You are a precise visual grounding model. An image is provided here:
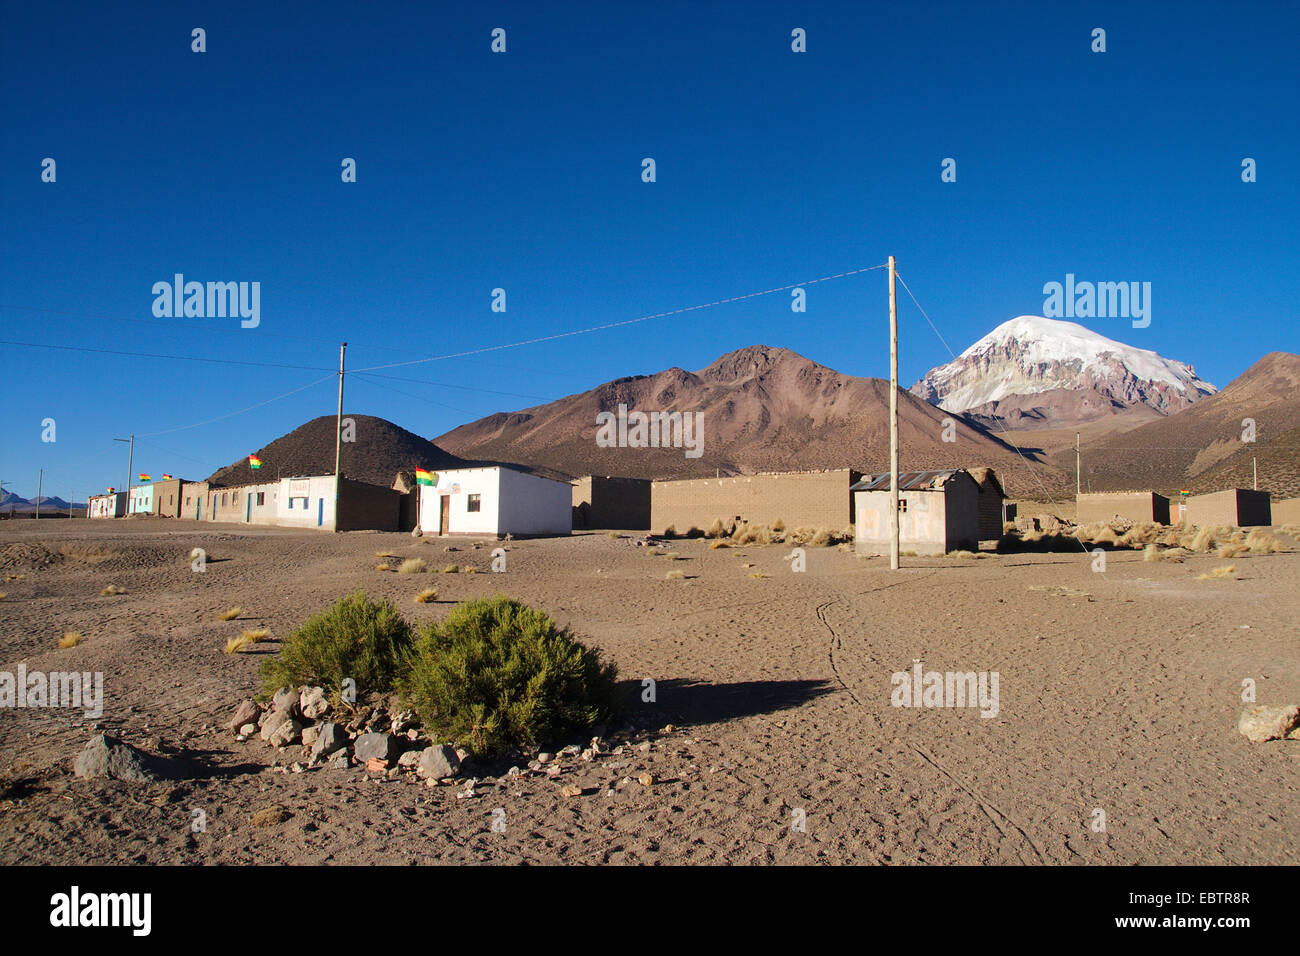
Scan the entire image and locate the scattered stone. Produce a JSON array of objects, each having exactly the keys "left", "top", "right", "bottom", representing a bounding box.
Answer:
[
  {"left": 1238, "top": 704, "right": 1300, "bottom": 743},
  {"left": 311, "top": 722, "right": 348, "bottom": 762},
  {"left": 561, "top": 783, "right": 583, "bottom": 798},
  {"left": 397, "top": 750, "right": 423, "bottom": 769},
  {"left": 537, "top": 752, "right": 552, "bottom": 765},
  {"left": 560, "top": 744, "right": 581, "bottom": 757},
  {"left": 366, "top": 757, "right": 389, "bottom": 773},
  {"left": 301, "top": 725, "right": 320, "bottom": 748},
  {"left": 326, "top": 748, "right": 350, "bottom": 771},
  {"left": 226, "top": 699, "right": 259, "bottom": 732},
  {"left": 299, "top": 686, "right": 331, "bottom": 720},
  {"left": 271, "top": 686, "right": 299, "bottom": 716},
  {"left": 506, "top": 766, "right": 522, "bottom": 777},
  {"left": 545, "top": 765, "right": 562, "bottom": 778},
  {"left": 353, "top": 732, "right": 402, "bottom": 764},
  {"left": 74, "top": 734, "right": 180, "bottom": 782},
  {"left": 266, "top": 718, "right": 303, "bottom": 749},
  {"left": 411, "top": 526, "right": 423, "bottom": 538},
  {"left": 390, "top": 710, "right": 418, "bottom": 735},
  {"left": 417, "top": 745, "right": 461, "bottom": 780},
  {"left": 251, "top": 806, "right": 291, "bottom": 827},
  {"left": 344, "top": 705, "right": 373, "bottom": 734},
  {"left": 638, "top": 772, "right": 655, "bottom": 787},
  {"left": 238, "top": 723, "right": 256, "bottom": 737},
  {"left": 259, "top": 709, "right": 294, "bottom": 742},
  {"left": 637, "top": 742, "right": 651, "bottom": 753}
]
